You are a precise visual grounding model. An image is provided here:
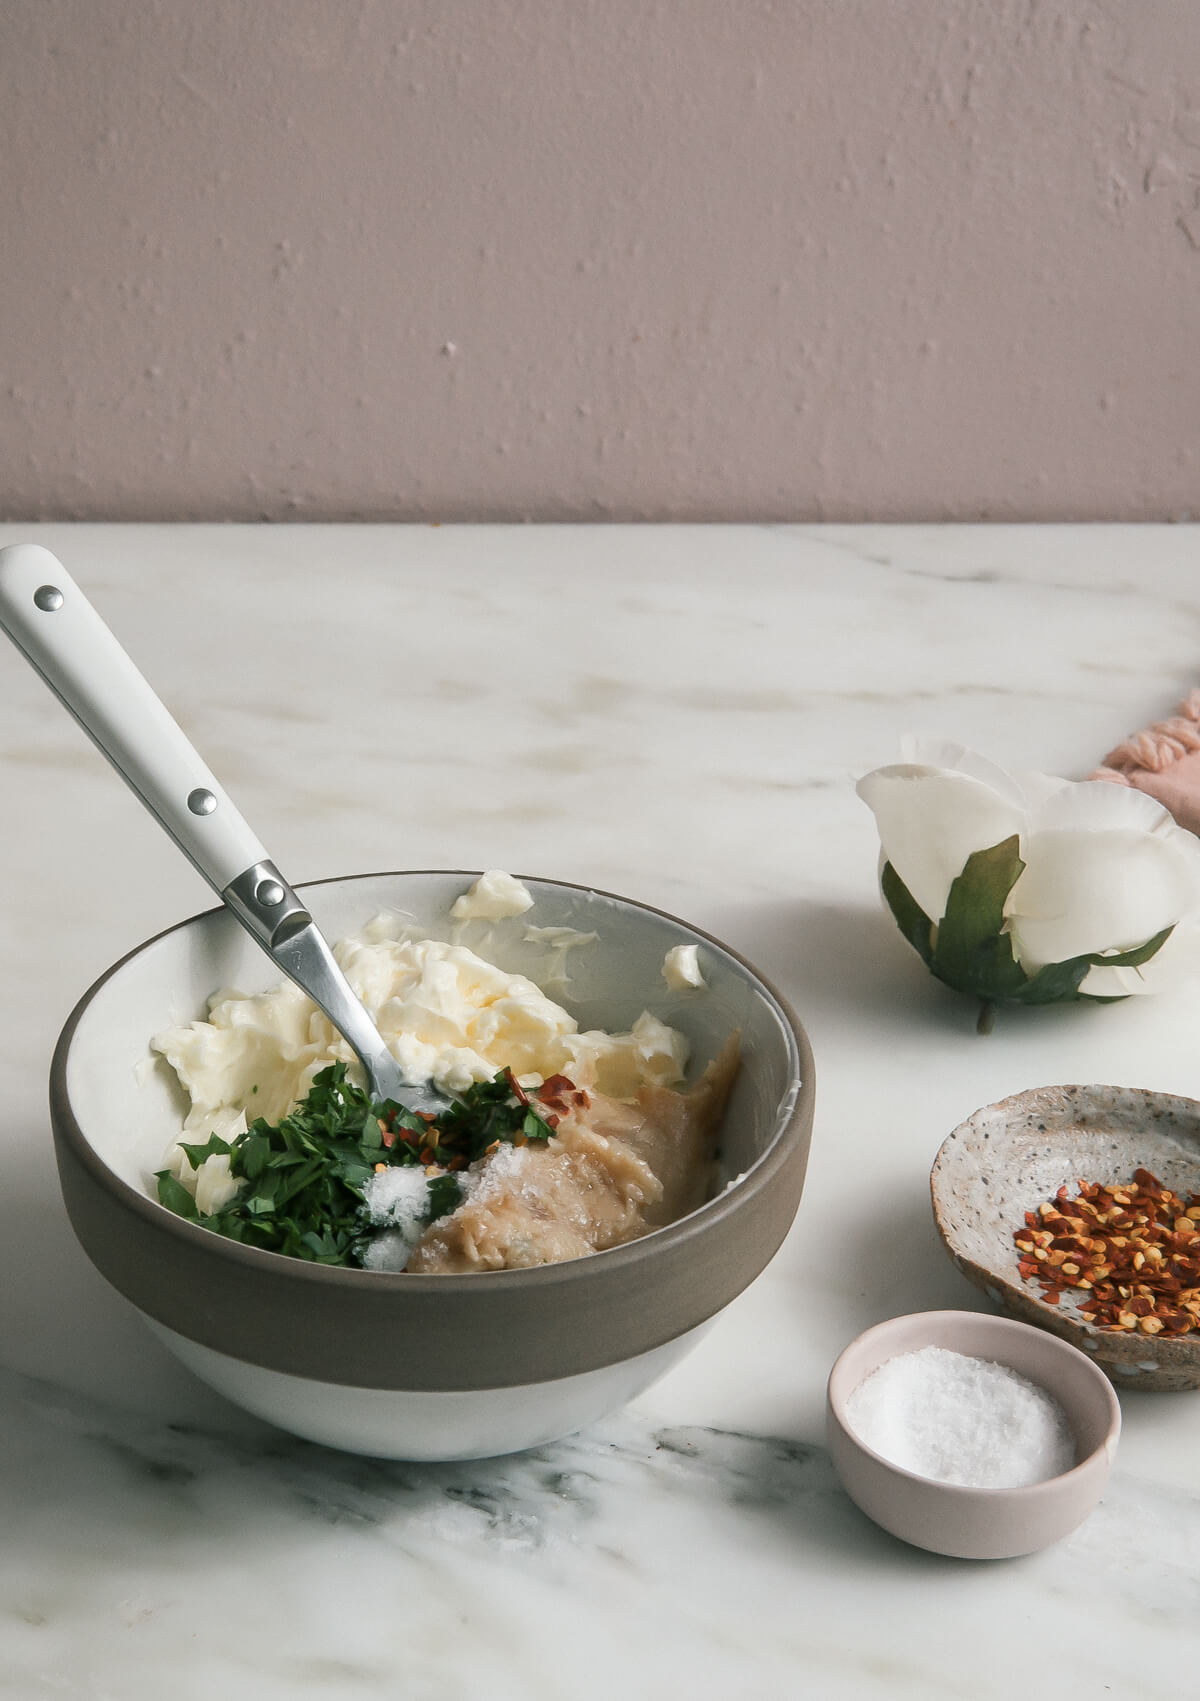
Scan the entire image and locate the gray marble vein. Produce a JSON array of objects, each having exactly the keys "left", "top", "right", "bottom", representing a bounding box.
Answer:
[{"left": 2, "top": 1362, "right": 1198, "bottom": 1701}]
